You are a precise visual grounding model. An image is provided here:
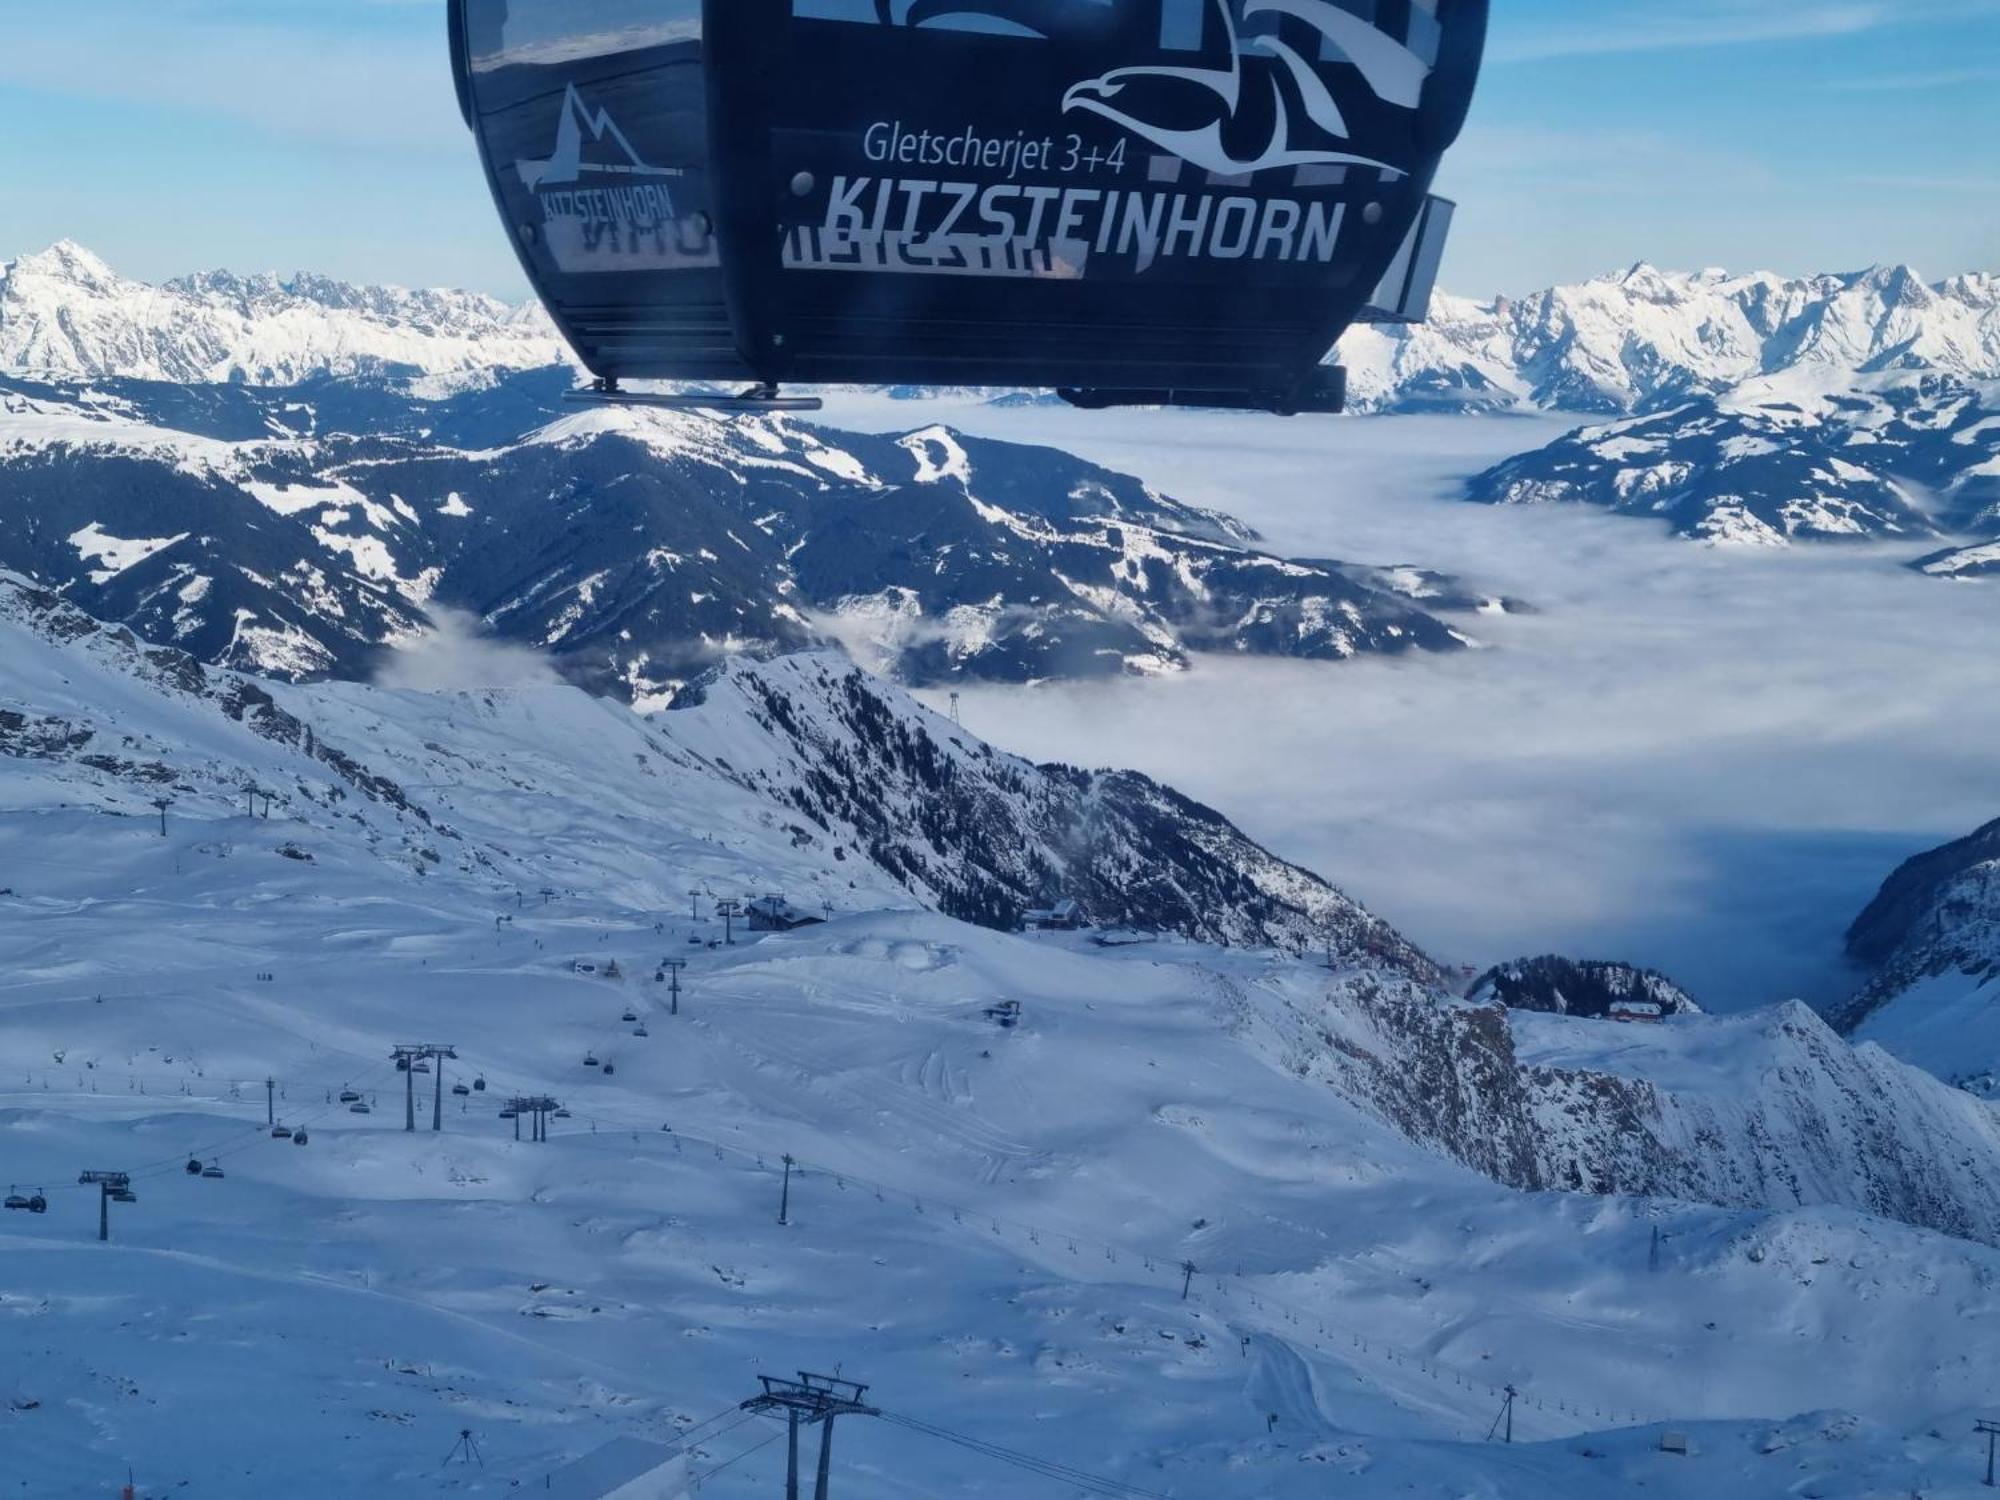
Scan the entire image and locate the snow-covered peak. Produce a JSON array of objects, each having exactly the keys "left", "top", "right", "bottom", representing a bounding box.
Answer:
[
  {"left": 1340, "top": 262, "right": 2000, "bottom": 414},
  {"left": 0, "top": 241, "right": 571, "bottom": 391},
  {"left": 7, "top": 237, "right": 121, "bottom": 291}
]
